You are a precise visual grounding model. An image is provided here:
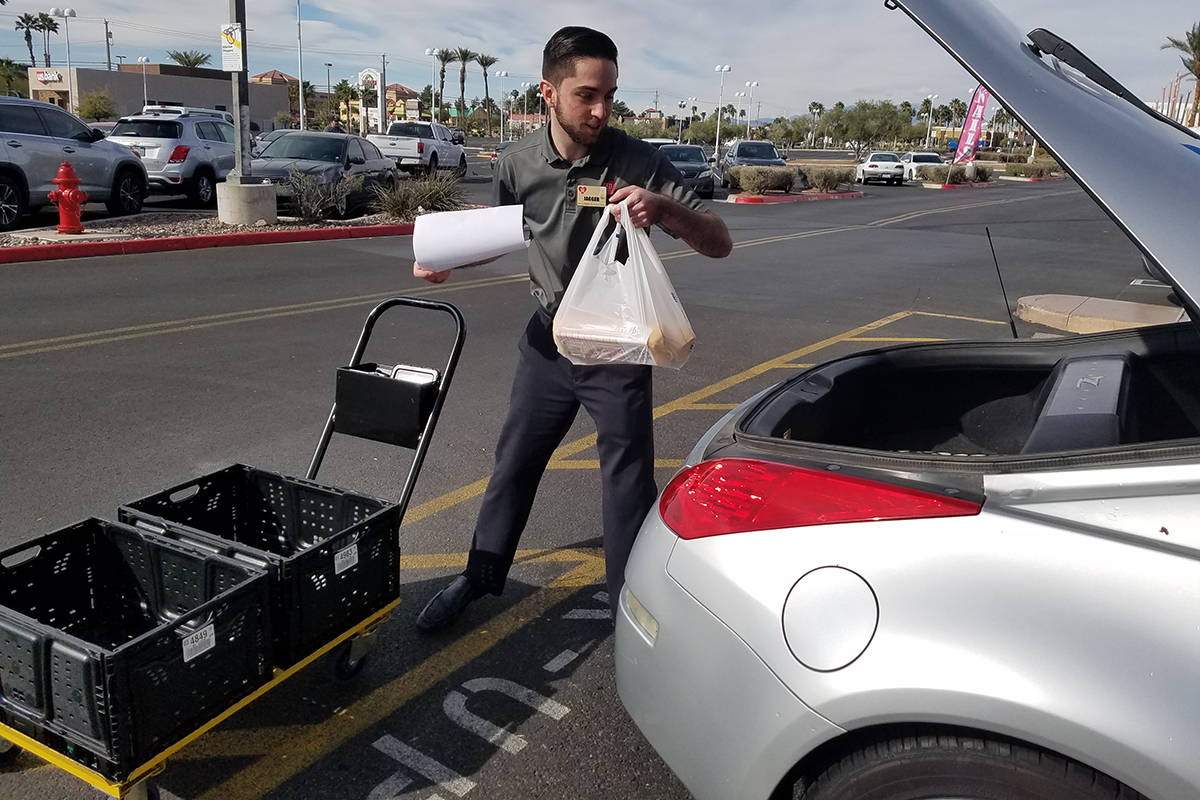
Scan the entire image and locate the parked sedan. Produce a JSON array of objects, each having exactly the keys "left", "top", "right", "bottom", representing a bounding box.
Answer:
[
  {"left": 716, "top": 139, "right": 786, "bottom": 187},
  {"left": 657, "top": 144, "right": 714, "bottom": 199},
  {"left": 855, "top": 151, "right": 904, "bottom": 184},
  {"left": 250, "top": 132, "right": 397, "bottom": 218},
  {"left": 900, "top": 150, "right": 945, "bottom": 180},
  {"left": 616, "top": 3, "right": 1200, "bottom": 800}
]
